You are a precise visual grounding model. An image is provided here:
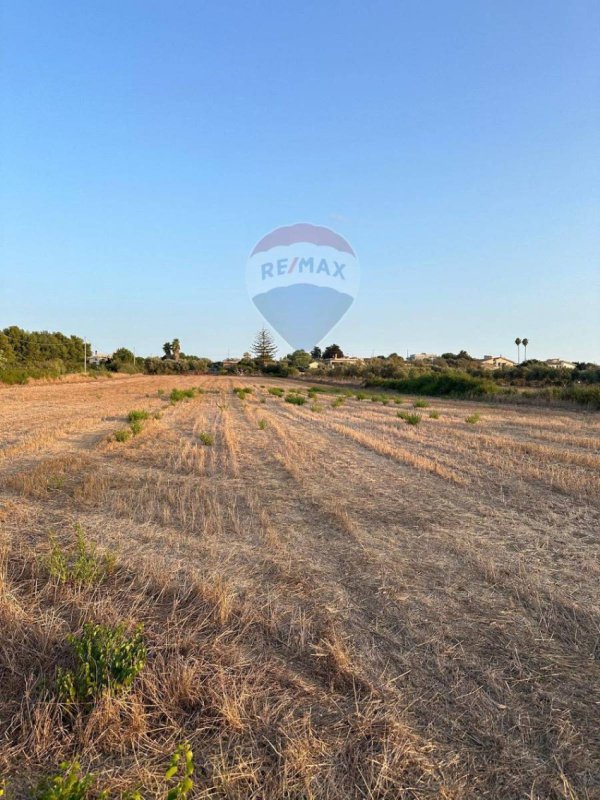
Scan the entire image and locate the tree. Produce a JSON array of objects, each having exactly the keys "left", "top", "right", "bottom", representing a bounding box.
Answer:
[
  {"left": 515, "top": 337, "right": 522, "bottom": 364},
  {"left": 522, "top": 338, "right": 529, "bottom": 360},
  {"left": 287, "top": 350, "right": 312, "bottom": 370},
  {"left": 322, "top": 344, "right": 344, "bottom": 360},
  {"left": 310, "top": 346, "right": 322, "bottom": 360},
  {"left": 251, "top": 328, "right": 277, "bottom": 367},
  {"left": 112, "top": 347, "right": 135, "bottom": 363},
  {"left": 162, "top": 342, "right": 172, "bottom": 359},
  {"left": 172, "top": 338, "right": 181, "bottom": 362}
]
